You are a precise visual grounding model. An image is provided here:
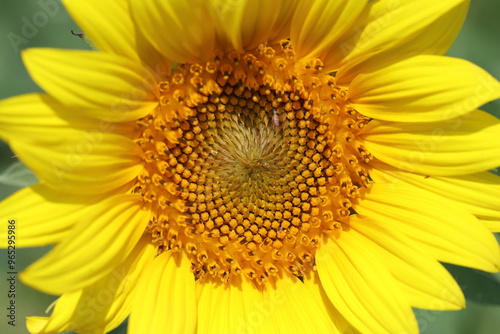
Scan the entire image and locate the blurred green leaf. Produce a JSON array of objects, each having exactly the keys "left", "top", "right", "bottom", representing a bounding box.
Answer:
[
  {"left": 444, "top": 263, "right": 500, "bottom": 305},
  {"left": 109, "top": 320, "right": 128, "bottom": 334},
  {"left": 0, "top": 160, "right": 38, "bottom": 187}
]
